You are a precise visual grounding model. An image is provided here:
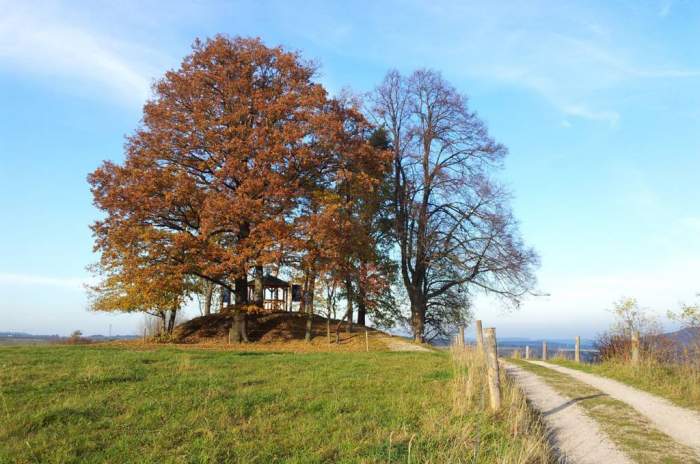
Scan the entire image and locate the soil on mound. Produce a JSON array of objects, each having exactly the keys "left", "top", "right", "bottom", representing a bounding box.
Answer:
[{"left": 173, "top": 311, "right": 386, "bottom": 350}]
